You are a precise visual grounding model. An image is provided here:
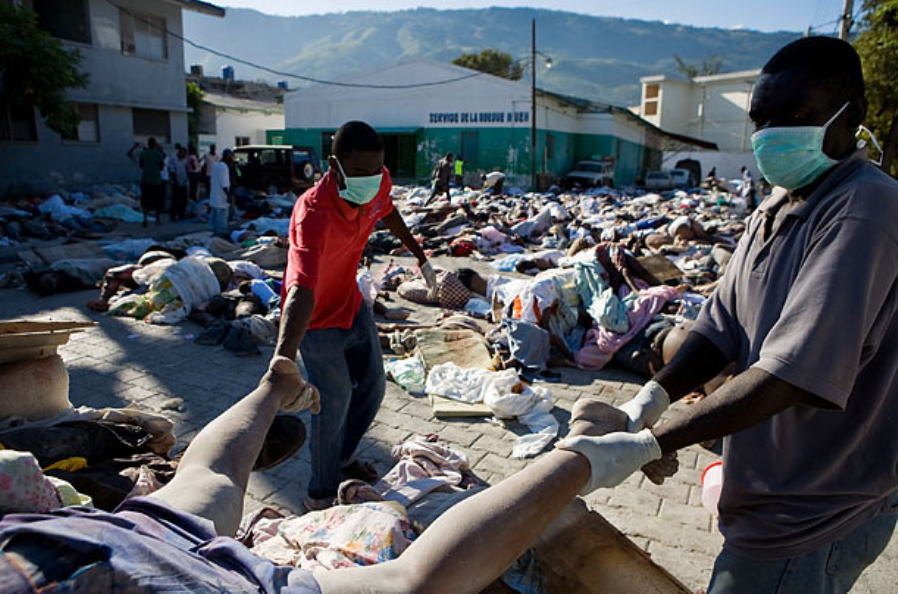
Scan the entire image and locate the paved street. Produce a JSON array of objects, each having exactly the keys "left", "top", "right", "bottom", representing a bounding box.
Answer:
[{"left": 2, "top": 279, "right": 895, "bottom": 592}]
